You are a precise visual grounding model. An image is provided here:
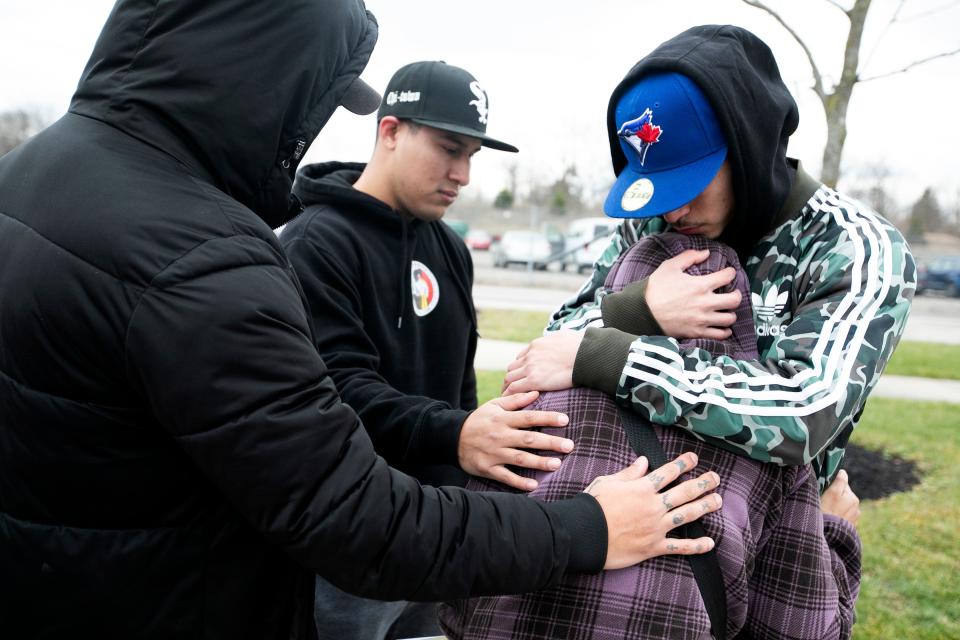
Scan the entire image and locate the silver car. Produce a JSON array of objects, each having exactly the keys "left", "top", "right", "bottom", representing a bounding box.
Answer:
[{"left": 492, "top": 230, "right": 553, "bottom": 270}]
